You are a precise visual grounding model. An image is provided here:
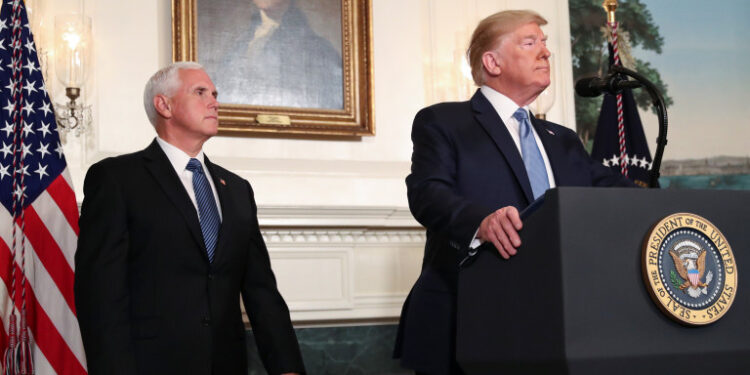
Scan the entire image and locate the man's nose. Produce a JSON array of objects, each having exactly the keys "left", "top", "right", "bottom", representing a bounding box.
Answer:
[
  {"left": 540, "top": 45, "right": 551, "bottom": 59},
  {"left": 208, "top": 95, "right": 219, "bottom": 109}
]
